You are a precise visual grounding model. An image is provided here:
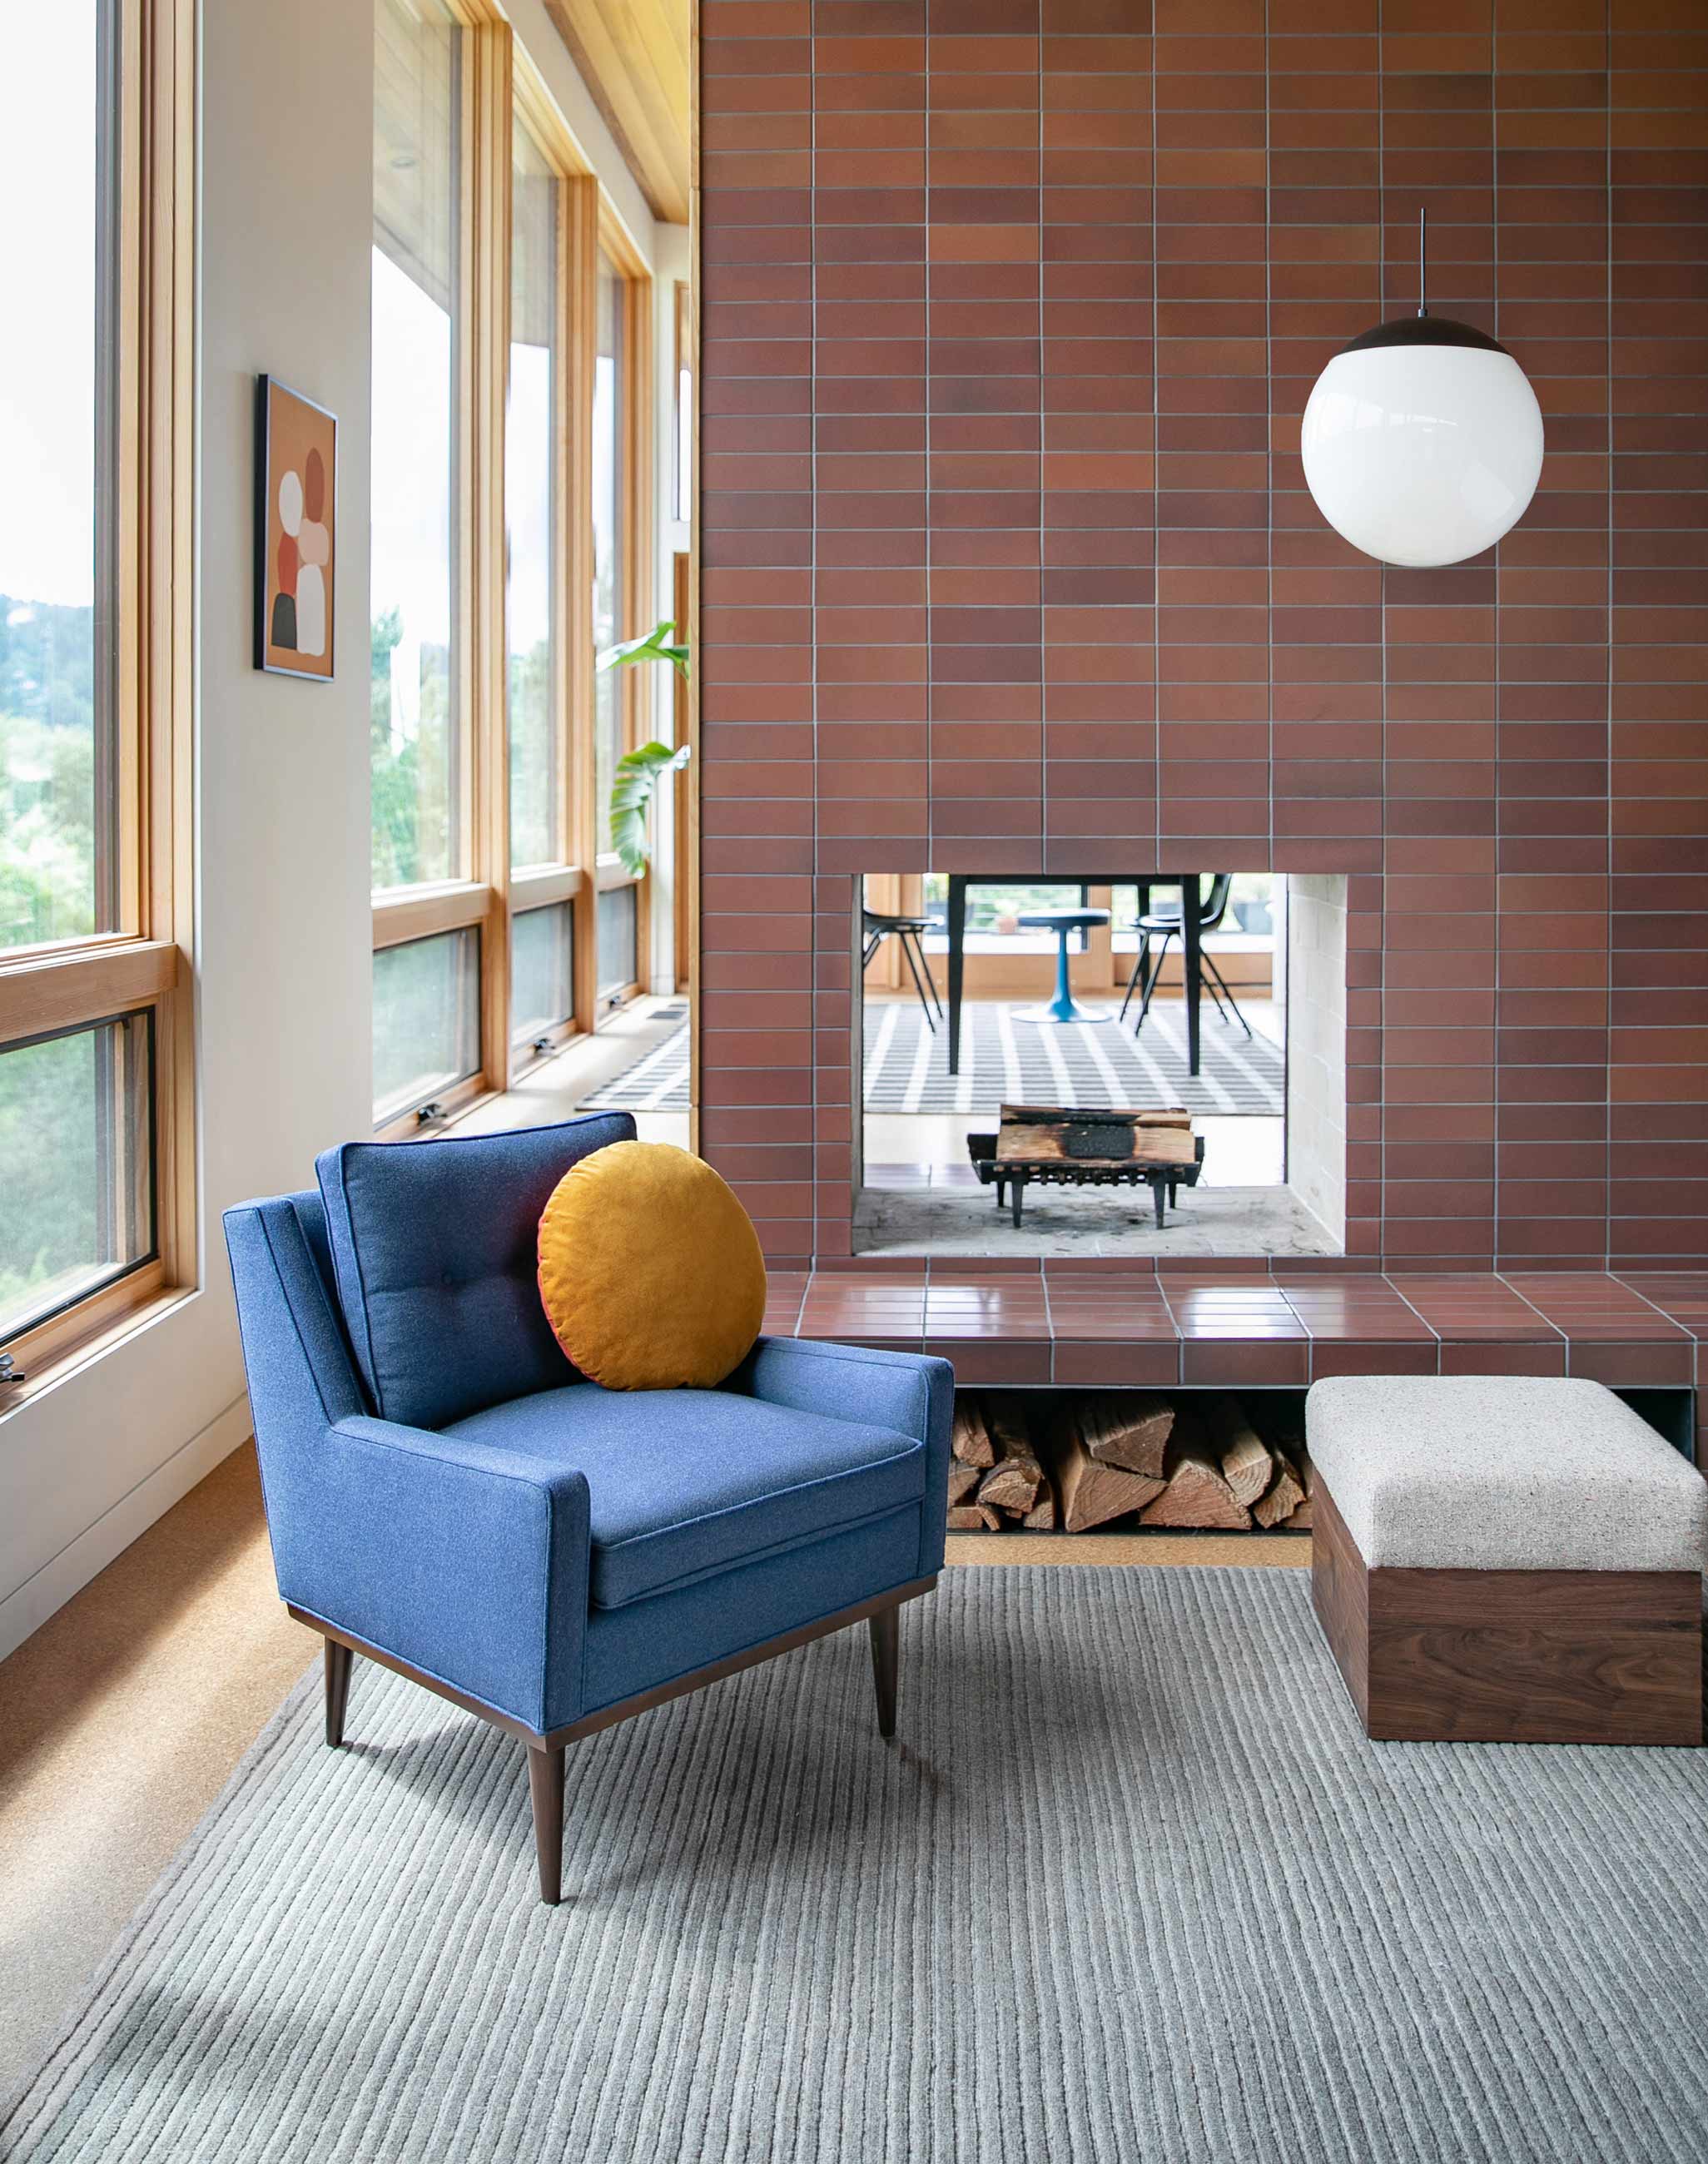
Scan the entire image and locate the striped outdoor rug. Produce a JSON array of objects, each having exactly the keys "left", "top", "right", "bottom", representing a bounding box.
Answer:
[
  {"left": 865, "top": 1000, "right": 1284, "bottom": 1116},
  {"left": 579, "top": 1025, "right": 691, "bottom": 1112},
  {"left": 581, "top": 1004, "right": 1286, "bottom": 1117}
]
